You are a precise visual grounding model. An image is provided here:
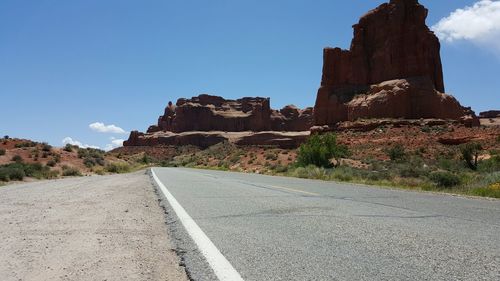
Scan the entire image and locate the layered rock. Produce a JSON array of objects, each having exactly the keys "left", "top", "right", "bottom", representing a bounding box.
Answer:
[
  {"left": 125, "top": 94, "right": 313, "bottom": 148},
  {"left": 147, "top": 94, "right": 313, "bottom": 133},
  {"left": 479, "top": 110, "right": 500, "bottom": 119},
  {"left": 314, "top": 0, "right": 478, "bottom": 126}
]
